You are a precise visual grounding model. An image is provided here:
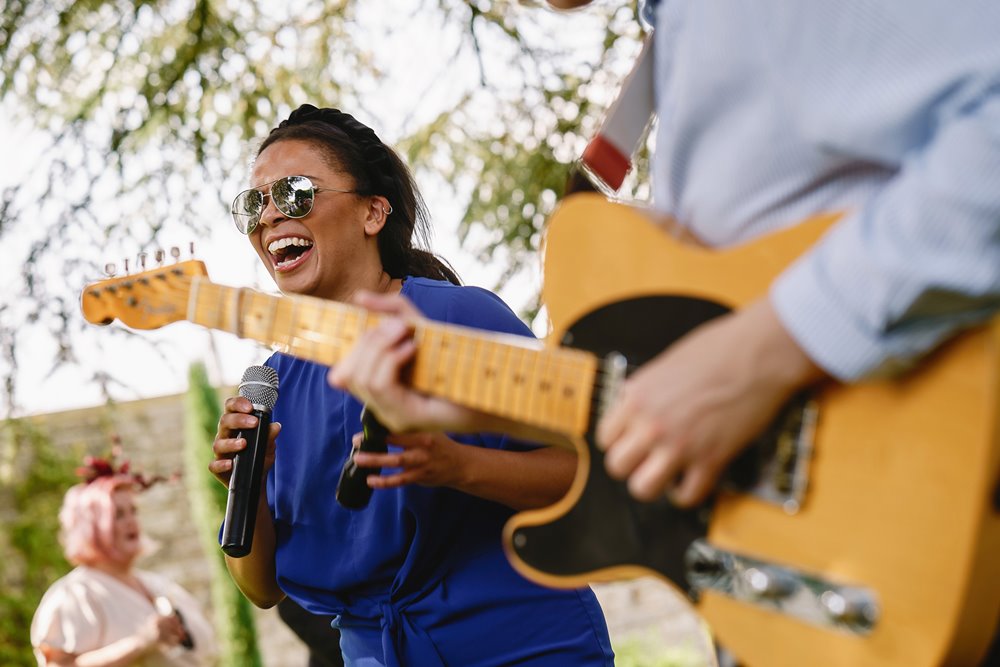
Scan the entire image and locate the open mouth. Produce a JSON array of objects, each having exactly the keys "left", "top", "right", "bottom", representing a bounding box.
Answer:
[{"left": 268, "top": 236, "right": 315, "bottom": 271}]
